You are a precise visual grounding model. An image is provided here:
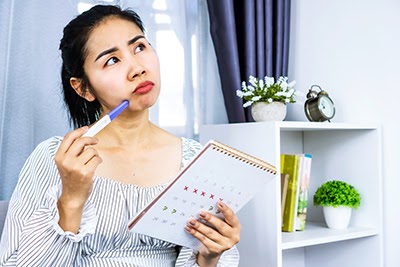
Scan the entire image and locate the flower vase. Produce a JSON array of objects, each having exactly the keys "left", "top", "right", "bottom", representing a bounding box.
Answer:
[
  {"left": 251, "top": 101, "right": 287, "bottom": 122},
  {"left": 323, "top": 206, "right": 352, "bottom": 230}
]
